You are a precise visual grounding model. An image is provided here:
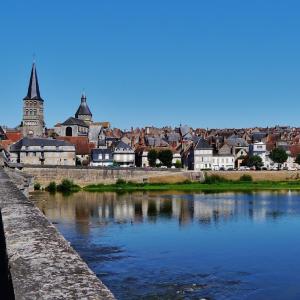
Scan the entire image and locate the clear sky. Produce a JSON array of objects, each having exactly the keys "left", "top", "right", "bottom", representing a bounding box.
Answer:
[{"left": 1, "top": 0, "right": 300, "bottom": 130}]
